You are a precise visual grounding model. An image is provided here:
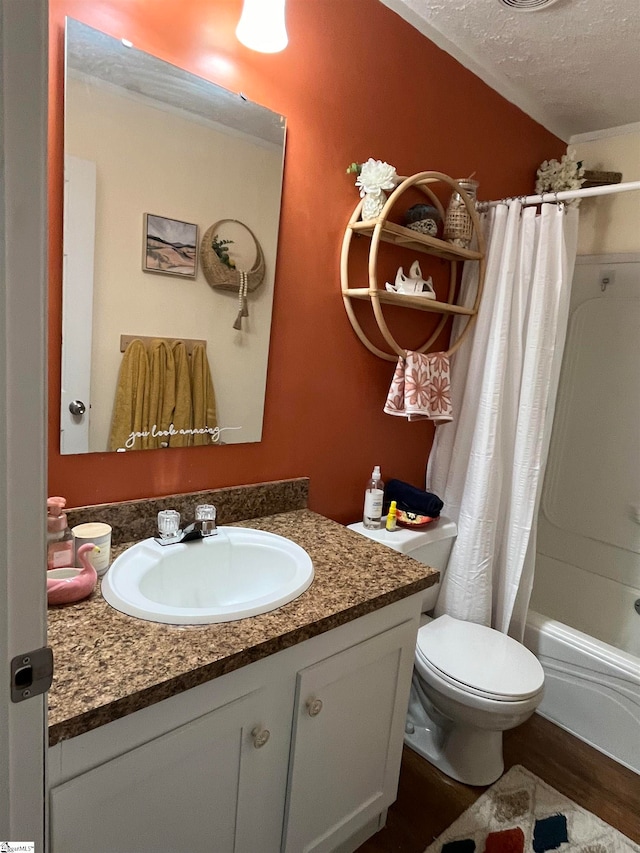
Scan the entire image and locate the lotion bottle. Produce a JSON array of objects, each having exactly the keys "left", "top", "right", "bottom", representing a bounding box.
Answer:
[
  {"left": 363, "top": 466, "right": 384, "bottom": 530},
  {"left": 47, "top": 496, "right": 74, "bottom": 570}
]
